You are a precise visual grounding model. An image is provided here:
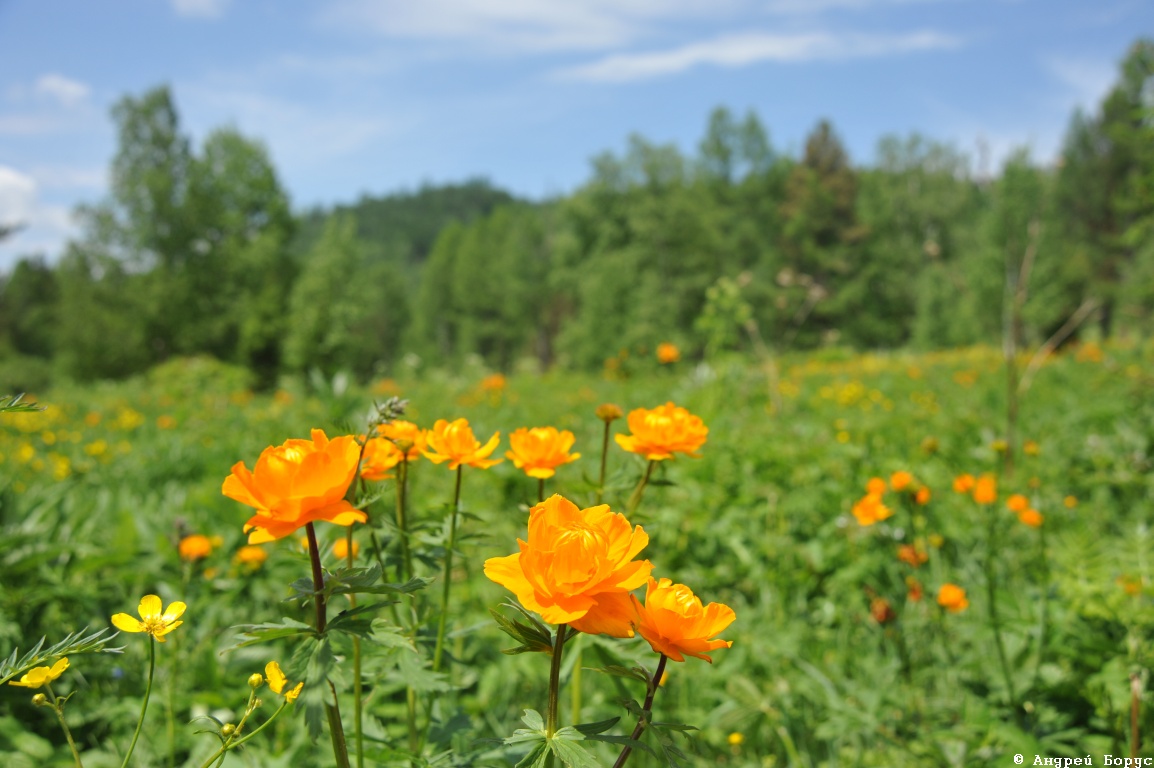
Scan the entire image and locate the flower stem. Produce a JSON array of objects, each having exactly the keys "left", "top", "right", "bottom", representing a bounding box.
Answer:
[
  {"left": 46, "top": 682, "right": 83, "bottom": 768},
  {"left": 306, "top": 522, "right": 350, "bottom": 768},
  {"left": 546, "top": 625, "right": 568, "bottom": 737},
  {"left": 196, "top": 699, "right": 291, "bottom": 768},
  {"left": 433, "top": 466, "right": 464, "bottom": 672},
  {"left": 595, "top": 420, "right": 611, "bottom": 505},
  {"left": 626, "top": 460, "right": 656, "bottom": 514},
  {"left": 612, "top": 654, "right": 668, "bottom": 768},
  {"left": 537, "top": 477, "right": 545, "bottom": 505},
  {"left": 984, "top": 510, "right": 1017, "bottom": 710},
  {"left": 347, "top": 528, "right": 364, "bottom": 768},
  {"left": 120, "top": 636, "right": 155, "bottom": 768},
  {"left": 396, "top": 458, "right": 412, "bottom": 583}
]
